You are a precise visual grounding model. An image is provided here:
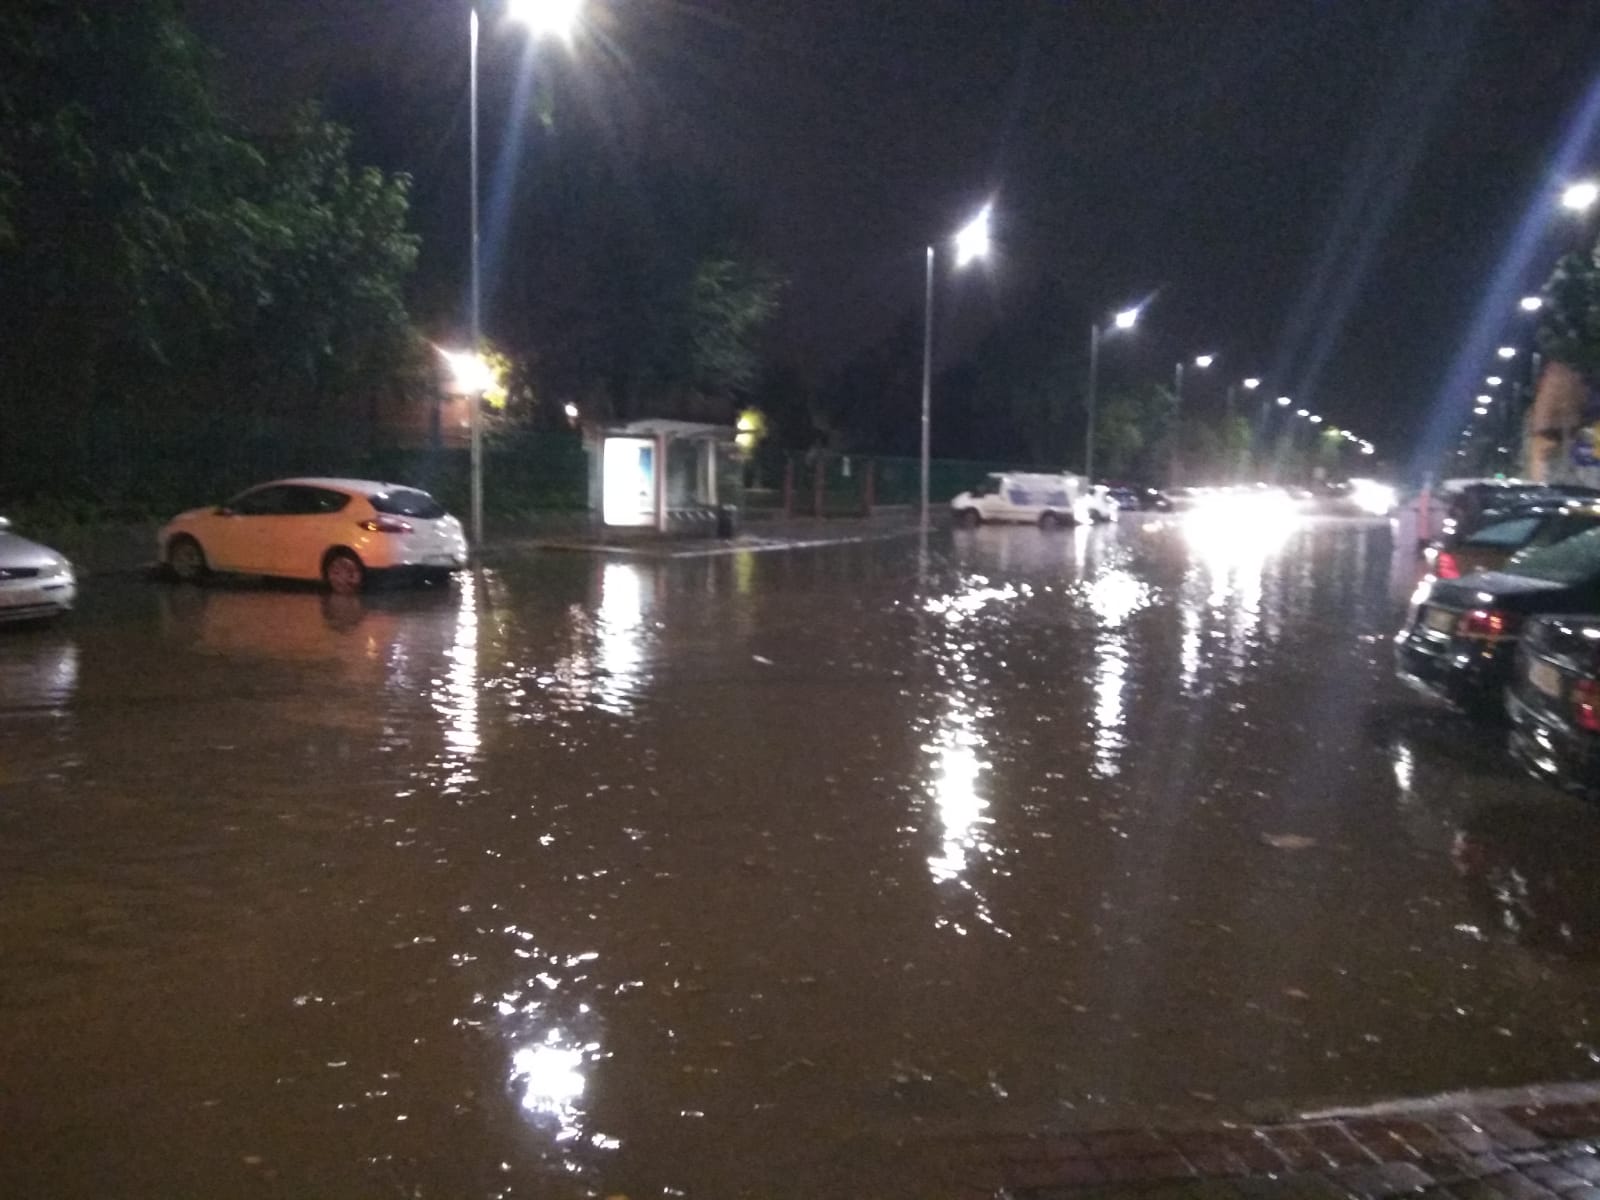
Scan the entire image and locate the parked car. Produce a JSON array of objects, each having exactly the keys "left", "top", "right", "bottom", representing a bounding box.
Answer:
[
  {"left": 0, "top": 516, "right": 76, "bottom": 623},
  {"left": 1506, "top": 614, "right": 1600, "bottom": 799},
  {"left": 1395, "top": 525, "right": 1600, "bottom": 714},
  {"left": 1425, "top": 502, "right": 1600, "bottom": 579},
  {"left": 159, "top": 478, "right": 468, "bottom": 594},
  {"left": 950, "top": 472, "right": 1117, "bottom": 528}
]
